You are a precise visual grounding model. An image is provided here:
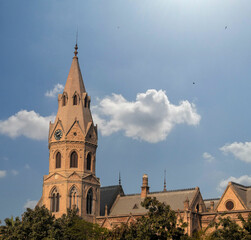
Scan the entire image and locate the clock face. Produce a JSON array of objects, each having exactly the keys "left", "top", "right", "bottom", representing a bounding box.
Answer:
[{"left": 54, "top": 129, "right": 63, "bottom": 140}]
